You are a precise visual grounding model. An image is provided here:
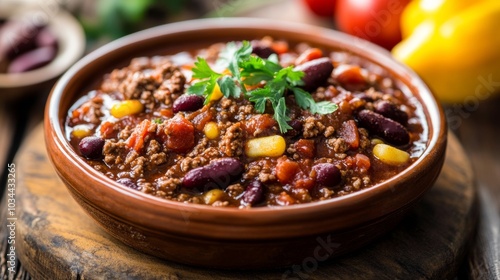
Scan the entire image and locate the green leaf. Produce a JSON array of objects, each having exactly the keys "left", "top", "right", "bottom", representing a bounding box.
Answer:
[
  {"left": 192, "top": 57, "right": 220, "bottom": 79},
  {"left": 274, "top": 97, "right": 292, "bottom": 133},
  {"left": 186, "top": 82, "right": 207, "bottom": 96},
  {"left": 311, "top": 101, "right": 338, "bottom": 115},
  {"left": 218, "top": 76, "right": 241, "bottom": 98}
]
